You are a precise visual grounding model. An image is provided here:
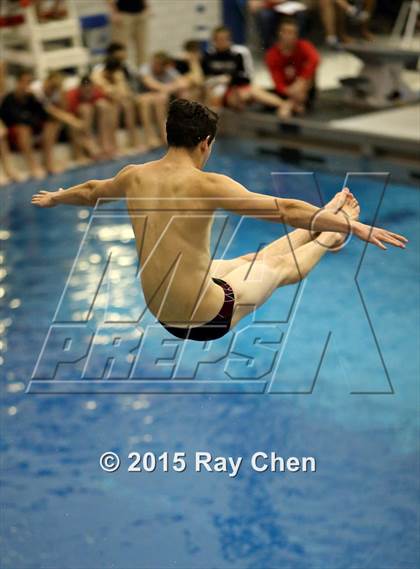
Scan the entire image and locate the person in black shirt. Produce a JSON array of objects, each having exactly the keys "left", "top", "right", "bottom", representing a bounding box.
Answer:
[
  {"left": 0, "top": 71, "right": 59, "bottom": 179},
  {"left": 202, "top": 28, "right": 253, "bottom": 88},
  {"left": 108, "top": 0, "right": 149, "bottom": 66},
  {"left": 202, "top": 26, "right": 292, "bottom": 117}
]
